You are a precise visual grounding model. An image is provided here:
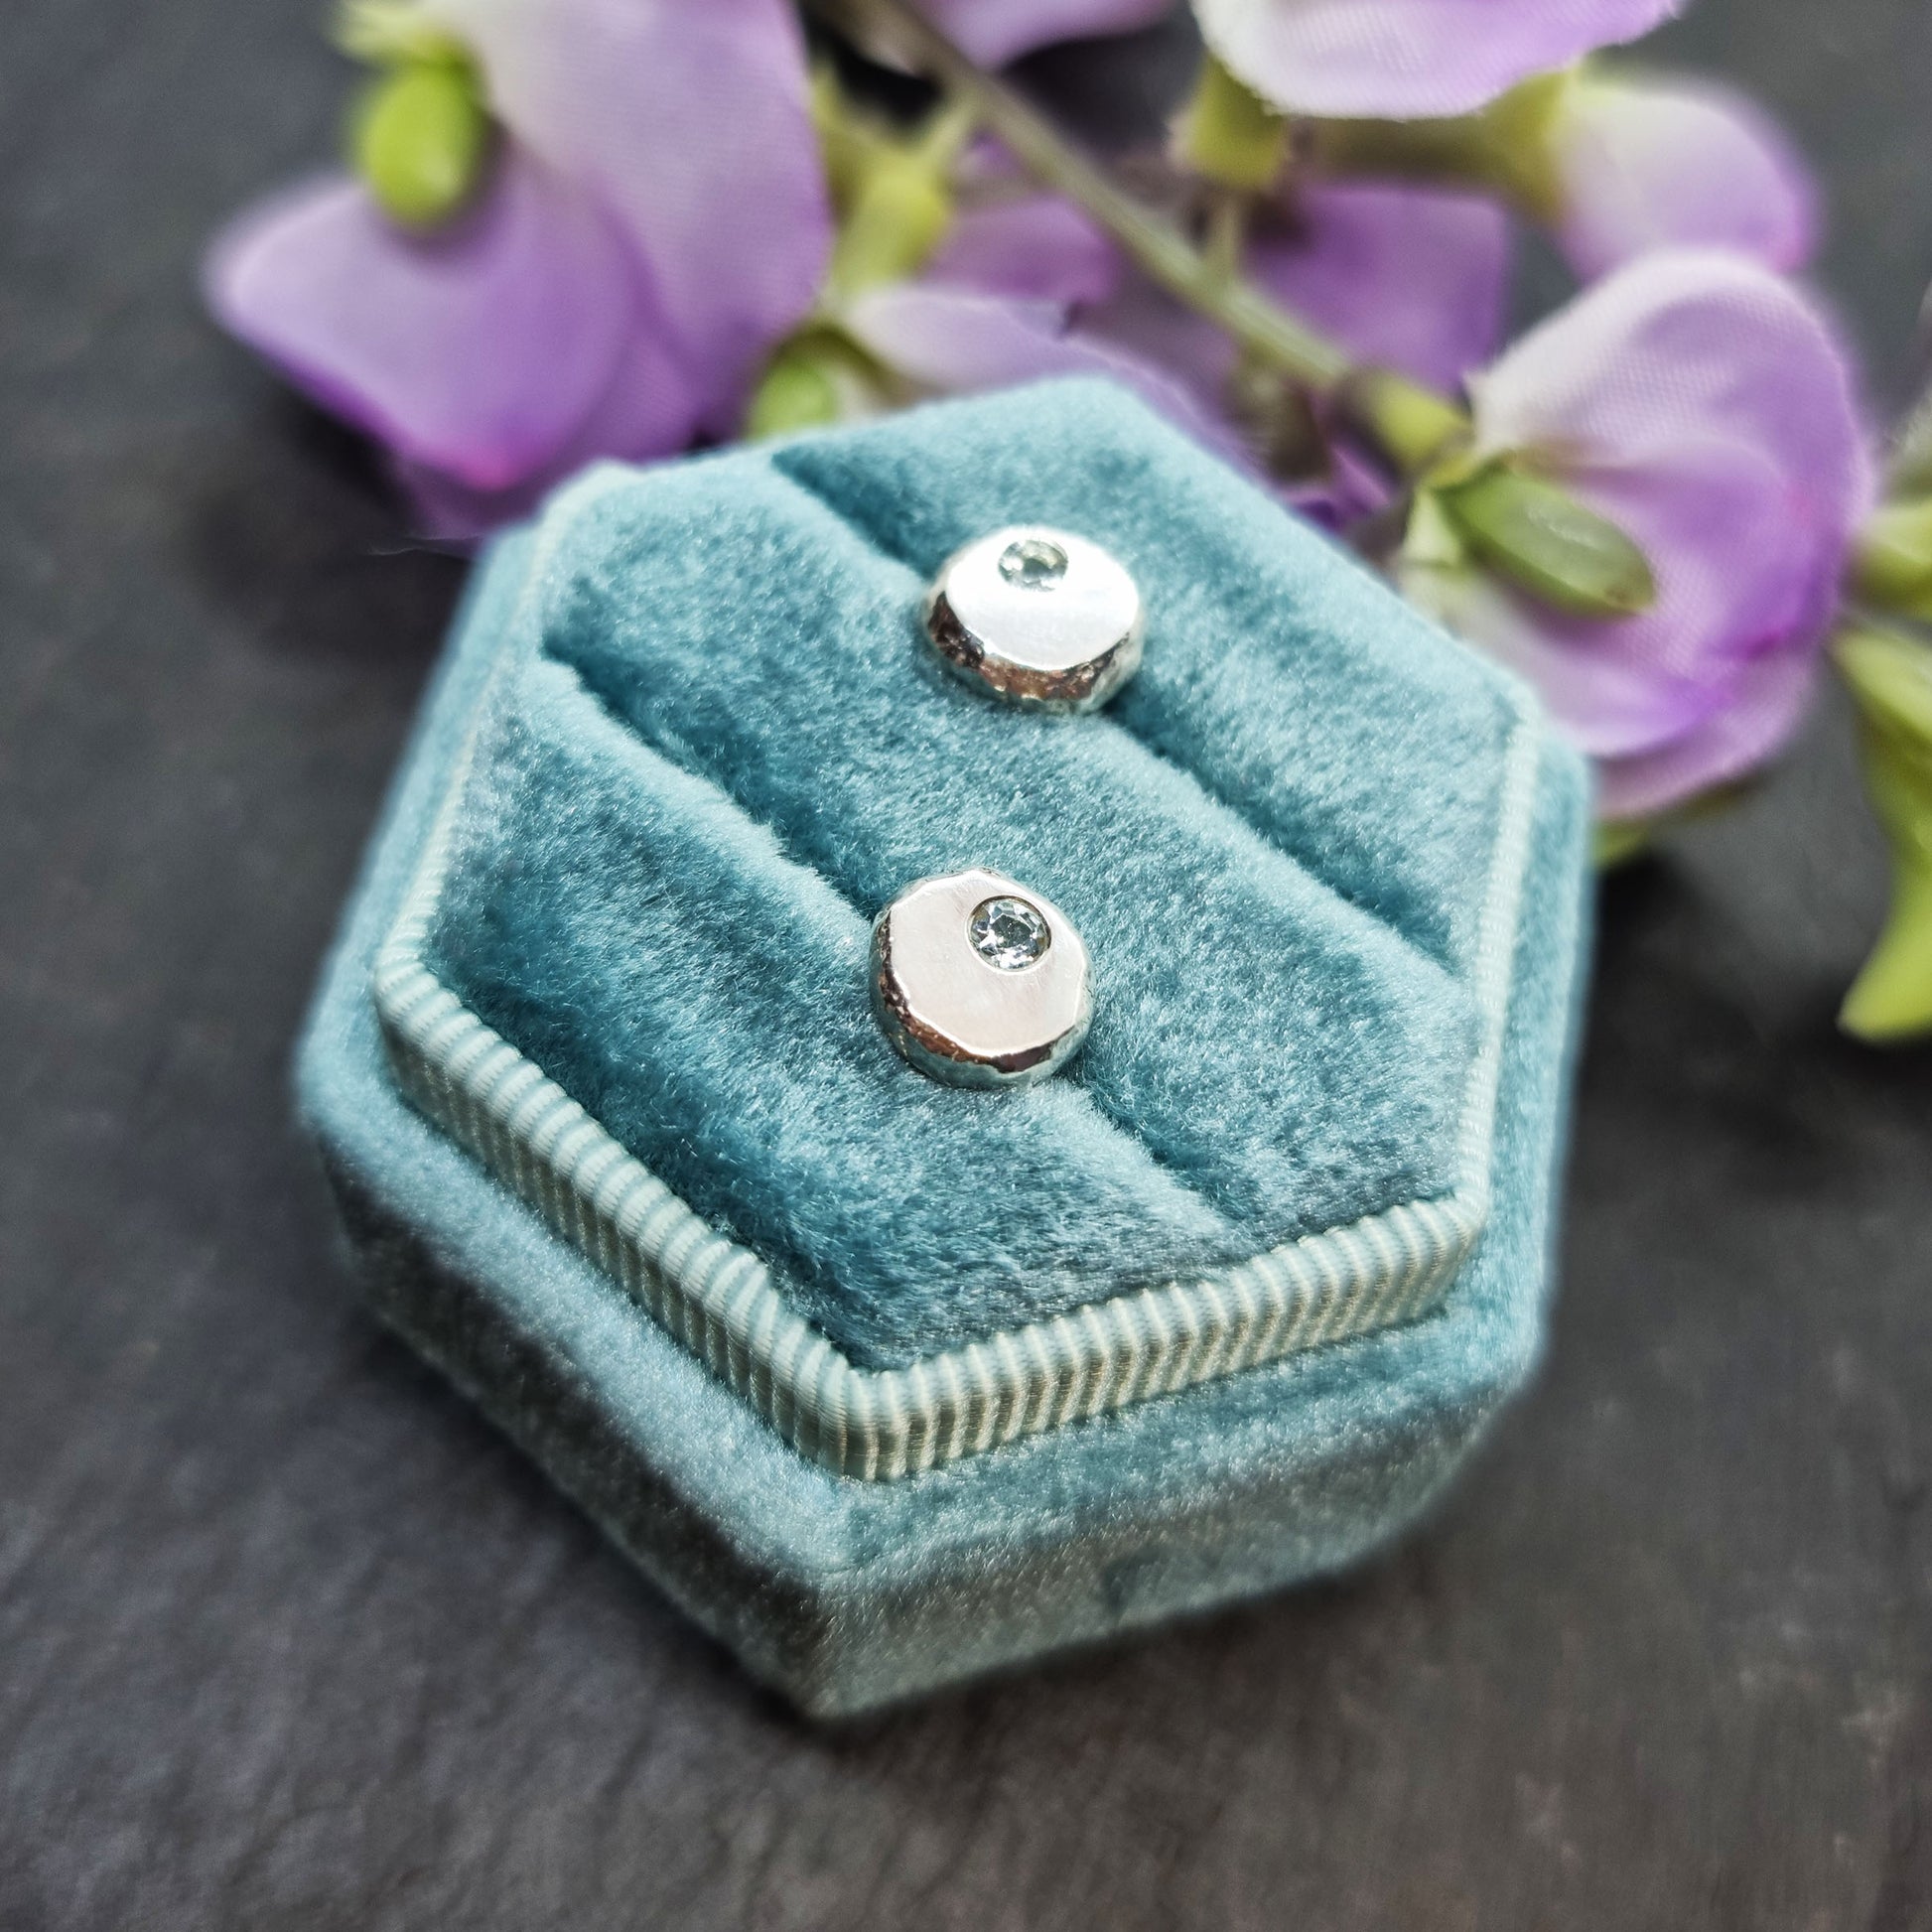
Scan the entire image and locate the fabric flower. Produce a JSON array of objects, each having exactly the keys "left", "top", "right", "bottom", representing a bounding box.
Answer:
[
  {"left": 1248, "top": 181, "right": 1512, "bottom": 392},
  {"left": 842, "top": 279, "right": 1257, "bottom": 465},
  {"left": 800, "top": 190, "right": 1254, "bottom": 464},
  {"left": 1073, "top": 180, "right": 1508, "bottom": 514},
  {"left": 828, "top": 178, "right": 1508, "bottom": 514},
  {"left": 1195, "top": 0, "right": 1681, "bottom": 120},
  {"left": 206, "top": 0, "right": 832, "bottom": 536},
  {"left": 1547, "top": 70, "right": 1817, "bottom": 277},
  {"left": 1402, "top": 250, "right": 1872, "bottom": 820},
  {"left": 920, "top": 194, "right": 1122, "bottom": 306},
  {"left": 1311, "top": 65, "right": 1817, "bottom": 280}
]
